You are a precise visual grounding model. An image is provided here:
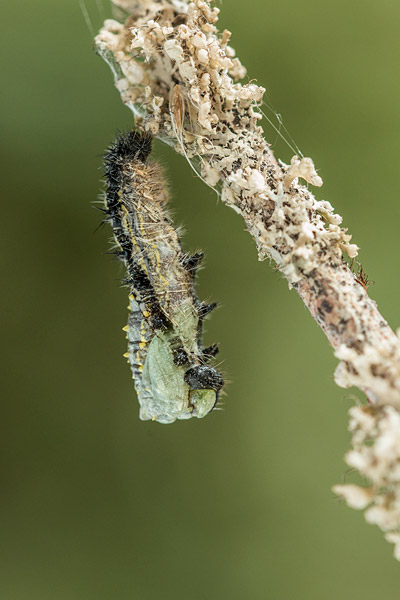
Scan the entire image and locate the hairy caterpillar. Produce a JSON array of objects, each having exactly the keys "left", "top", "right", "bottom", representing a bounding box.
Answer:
[{"left": 103, "top": 130, "right": 224, "bottom": 424}]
